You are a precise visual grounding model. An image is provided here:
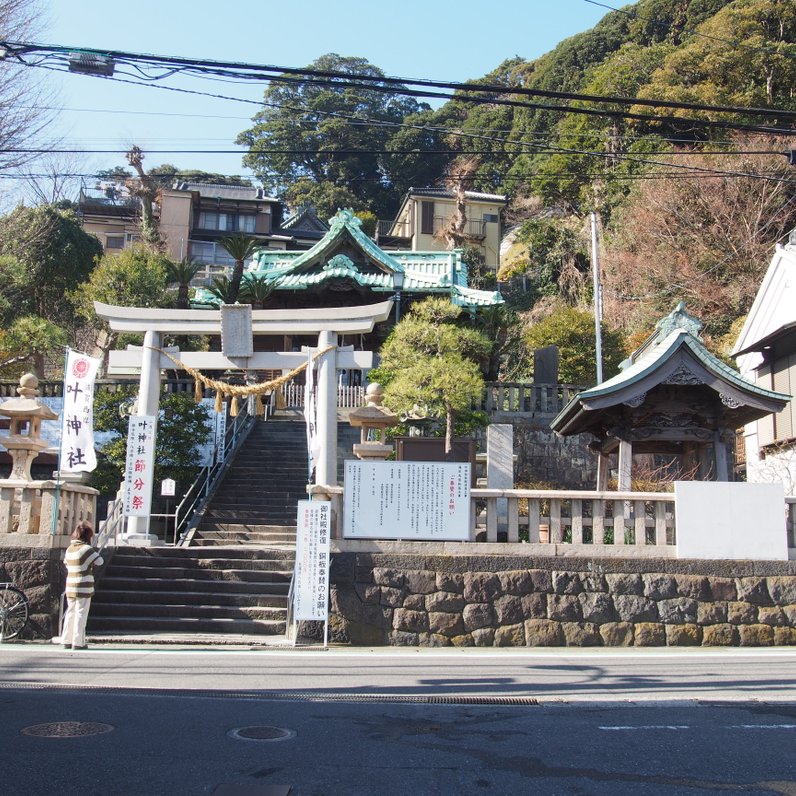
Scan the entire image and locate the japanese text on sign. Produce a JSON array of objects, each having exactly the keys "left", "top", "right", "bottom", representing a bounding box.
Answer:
[
  {"left": 294, "top": 500, "right": 331, "bottom": 621},
  {"left": 343, "top": 461, "right": 470, "bottom": 540},
  {"left": 123, "top": 414, "right": 156, "bottom": 517}
]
